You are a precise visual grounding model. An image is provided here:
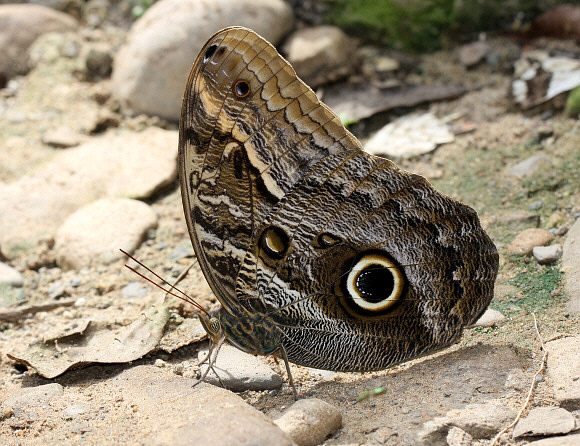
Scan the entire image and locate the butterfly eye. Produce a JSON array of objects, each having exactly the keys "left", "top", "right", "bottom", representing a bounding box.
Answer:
[
  {"left": 260, "top": 226, "right": 288, "bottom": 260},
  {"left": 233, "top": 80, "right": 250, "bottom": 98},
  {"left": 203, "top": 44, "right": 218, "bottom": 63},
  {"left": 344, "top": 253, "right": 405, "bottom": 314},
  {"left": 208, "top": 317, "right": 221, "bottom": 335}
]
